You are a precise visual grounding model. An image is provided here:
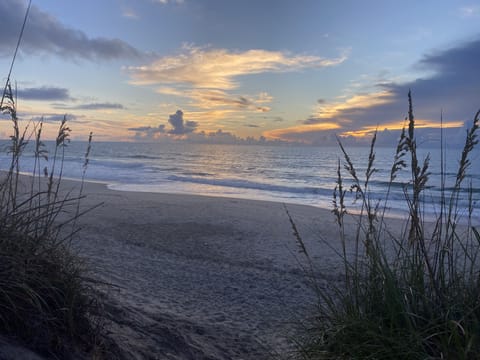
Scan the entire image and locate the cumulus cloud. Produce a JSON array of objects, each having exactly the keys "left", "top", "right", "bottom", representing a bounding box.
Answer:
[
  {"left": 129, "top": 110, "right": 197, "bottom": 139},
  {"left": 267, "top": 38, "right": 480, "bottom": 145},
  {"left": 128, "top": 45, "right": 347, "bottom": 89},
  {"left": 17, "top": 86, "right": 70, "bottom": 101},
  {"left": 168, "top": 110, "right": 198, "bottom": 134},
  {"left": 0, "top": 0, "right": 142, "bottom": 60}
]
